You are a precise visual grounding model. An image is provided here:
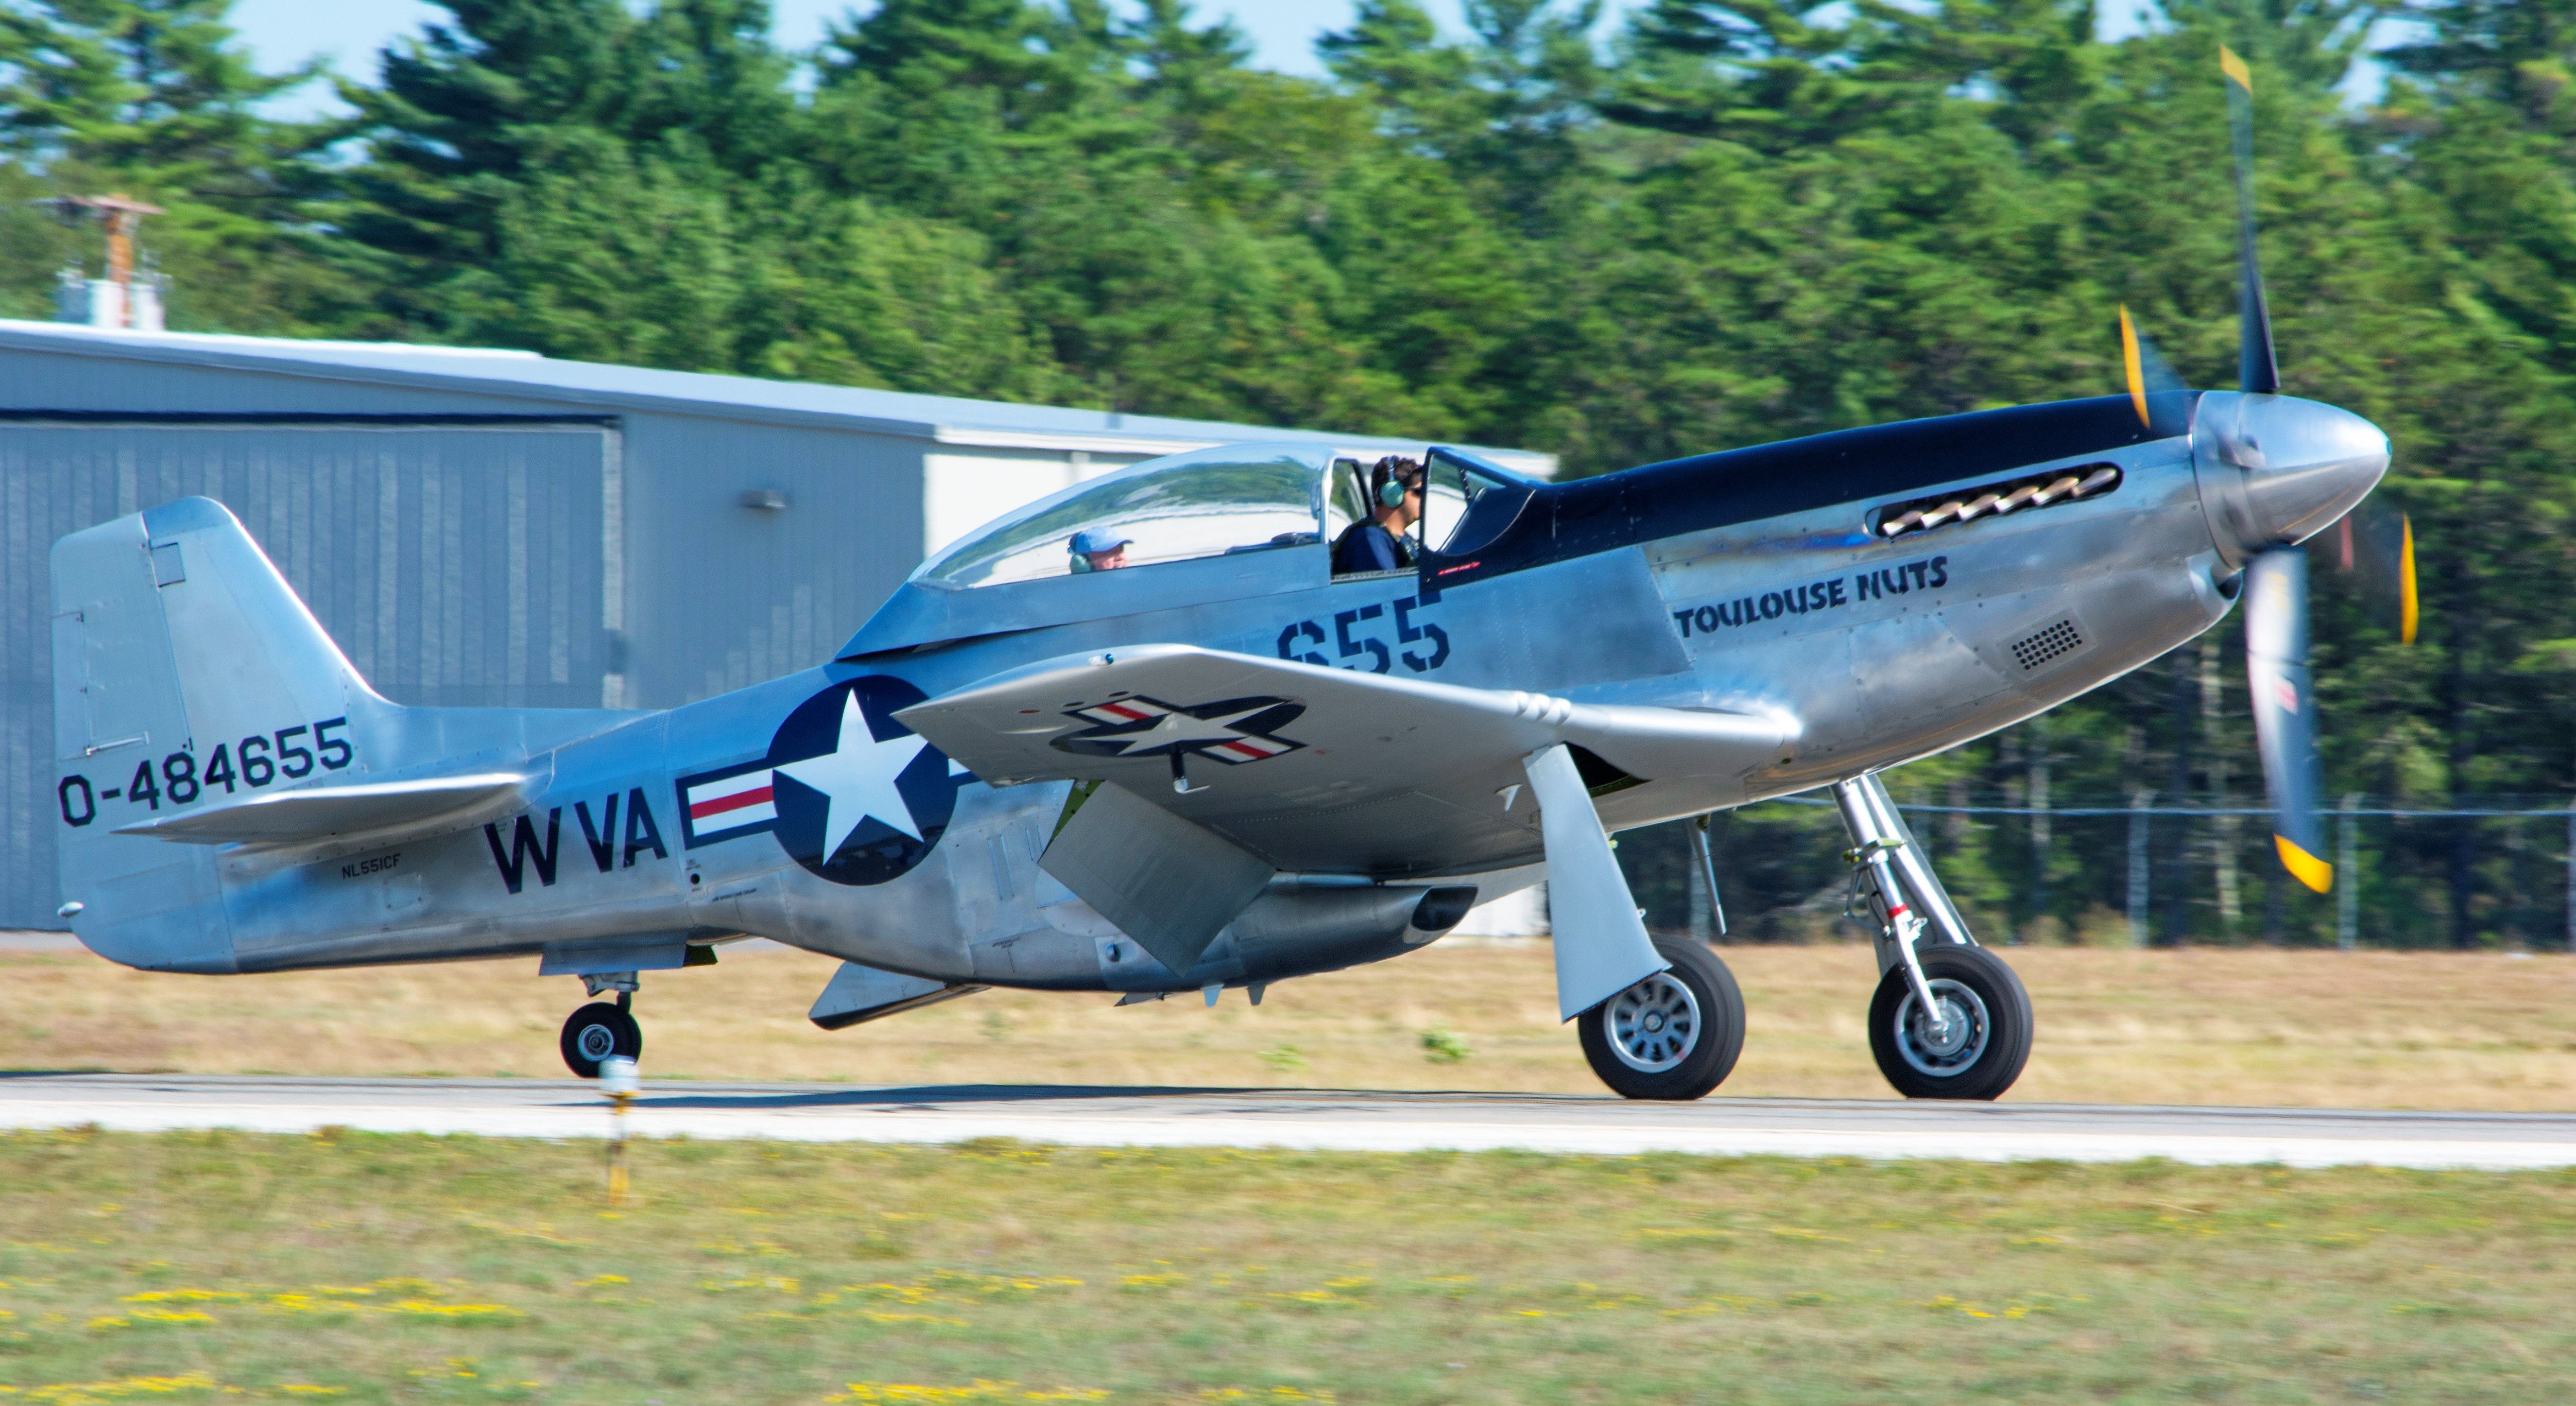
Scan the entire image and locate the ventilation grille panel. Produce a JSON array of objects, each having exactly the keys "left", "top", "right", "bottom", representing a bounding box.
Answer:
[{"left": 2011, "top": 619, "right": 2085, "bottom": 671}]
